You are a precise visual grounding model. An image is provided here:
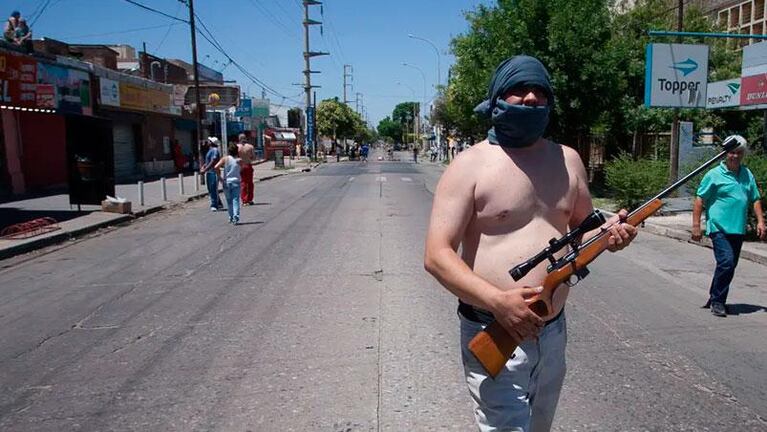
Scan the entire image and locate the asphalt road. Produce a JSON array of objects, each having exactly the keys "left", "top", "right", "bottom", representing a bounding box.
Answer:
[{"left": 1, "top": 151, "right": 765, "bottom": 431}]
